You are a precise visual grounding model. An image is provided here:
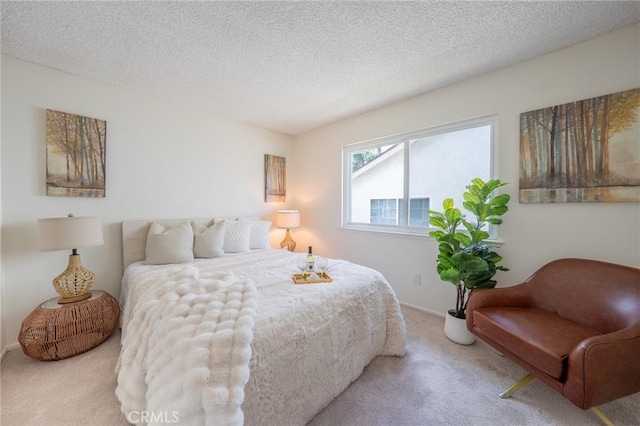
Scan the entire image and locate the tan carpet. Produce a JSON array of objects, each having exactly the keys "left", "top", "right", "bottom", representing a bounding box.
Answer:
[{"left": 1, "top": 306, "right": 638, "bottom": 426}]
